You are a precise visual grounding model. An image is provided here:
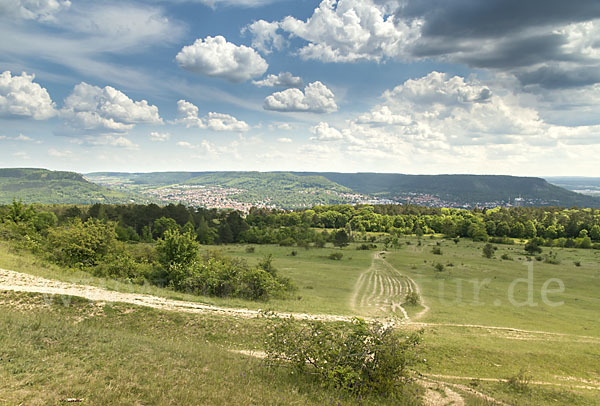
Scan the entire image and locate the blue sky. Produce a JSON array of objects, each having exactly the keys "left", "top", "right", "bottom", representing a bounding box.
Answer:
[{"left": 1, "top": 0, "right": 599, "bottom": 175}]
